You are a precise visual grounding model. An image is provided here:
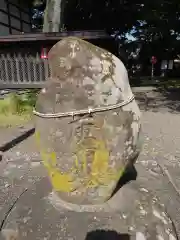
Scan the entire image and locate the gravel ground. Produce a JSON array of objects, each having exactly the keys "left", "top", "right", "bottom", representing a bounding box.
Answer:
[{"left": 1, "top": 90, "right": 180, "bottom": 238}]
